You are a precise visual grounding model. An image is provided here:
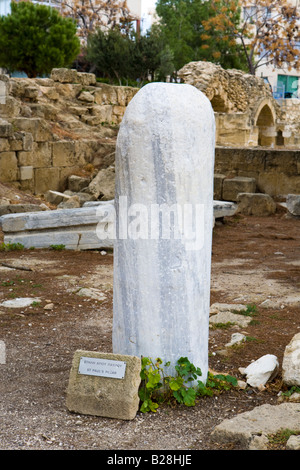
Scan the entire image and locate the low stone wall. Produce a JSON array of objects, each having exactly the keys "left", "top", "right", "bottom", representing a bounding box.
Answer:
[
  {"left": 215, "top": 147, "right": 300, "bottom": 197},
  {"left": 1, "top": 68, "right": 300, "bottom": 199},
  {"left": 0, "top": 68, "right": 138, "bottom": 195}
]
